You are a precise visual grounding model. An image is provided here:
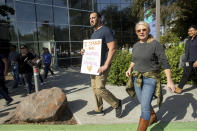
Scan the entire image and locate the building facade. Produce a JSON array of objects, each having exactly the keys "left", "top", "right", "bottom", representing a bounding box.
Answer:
[{"left": 0, "top": 0, "right": 134, "bottom": 67}]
